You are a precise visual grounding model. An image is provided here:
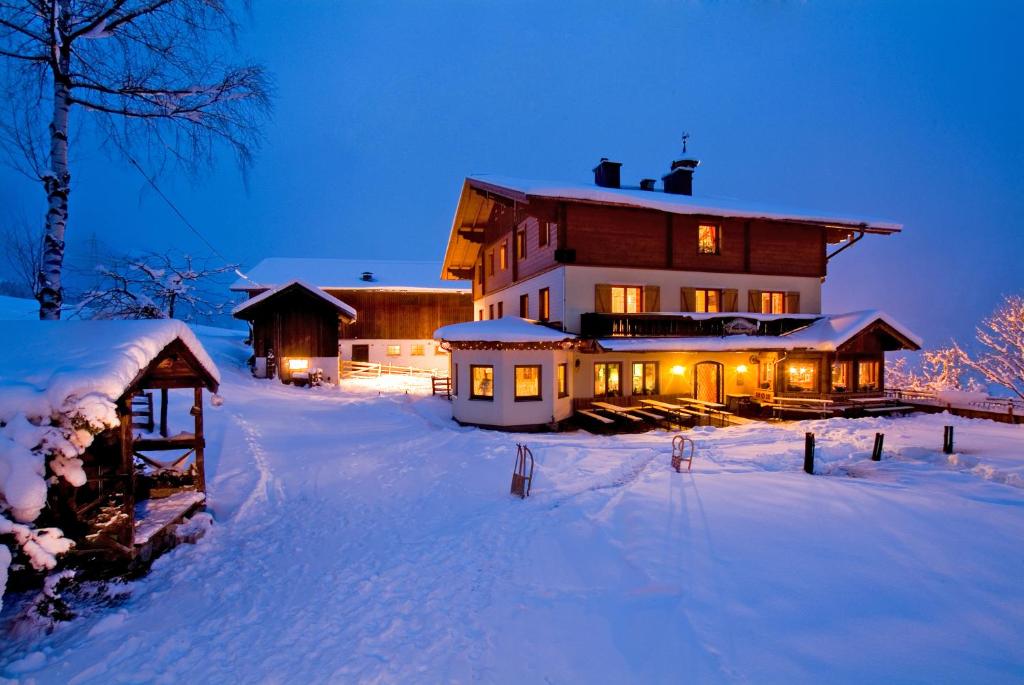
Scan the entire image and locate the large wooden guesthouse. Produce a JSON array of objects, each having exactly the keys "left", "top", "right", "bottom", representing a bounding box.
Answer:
[
  {"left": 232, "top": 259, "right": 472, "bottom": 382},
  {"left": 435, "top": 152, "right": 920, "bottom": 430}
]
